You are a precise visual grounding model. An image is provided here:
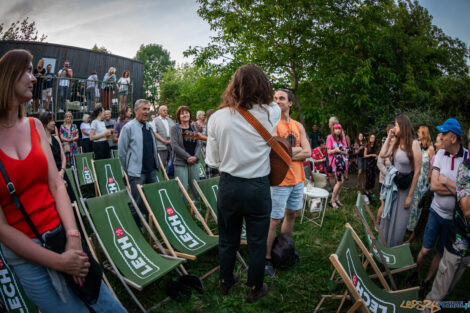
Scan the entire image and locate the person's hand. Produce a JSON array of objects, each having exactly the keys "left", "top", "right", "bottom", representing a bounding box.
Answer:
[
  {"left": 376, "top": 207, "right": 383, "bottom": 225},
  {"left": 65, "top": 236, "right": 88, "bottom": 285},
  {"left": 404, "top": 194, "right": 412, "bottom": 209},
  {"left": 59, "top": 249, "right": 89, "bottom": 284},
  {"left": 387, "top": 128, "right": 395, "bottom": 139},
  {"left": 165, "top": 139, "right": 171, "bottom": 145},
  {"left": 187, "top": 156, "right": 197, "bottom": 164},
  {"left": 106, "top": 129, "right": 113, "bottom": 135}
]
